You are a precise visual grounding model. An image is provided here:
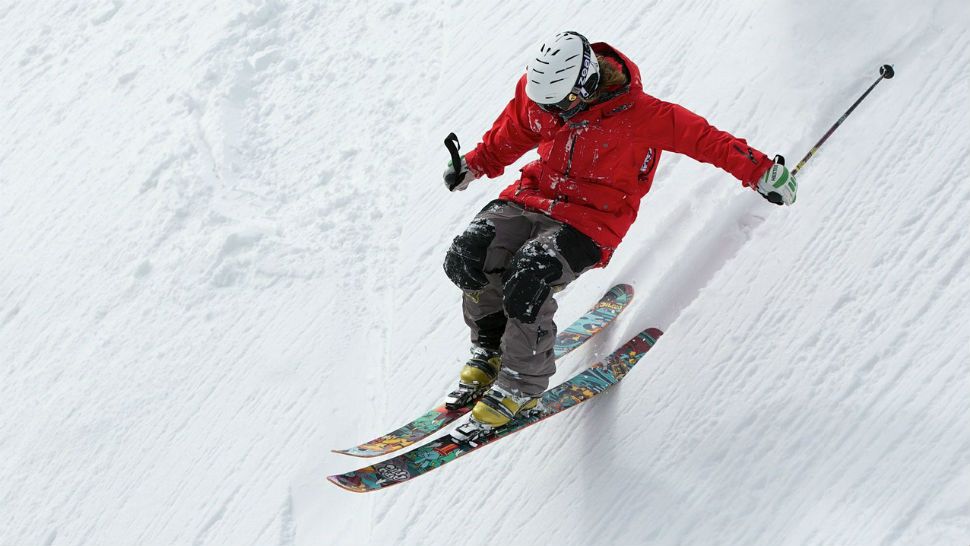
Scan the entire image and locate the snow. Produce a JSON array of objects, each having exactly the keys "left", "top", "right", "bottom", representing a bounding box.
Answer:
[{"left": 2, "top": 1, "right": 969, "bottom": 545}]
